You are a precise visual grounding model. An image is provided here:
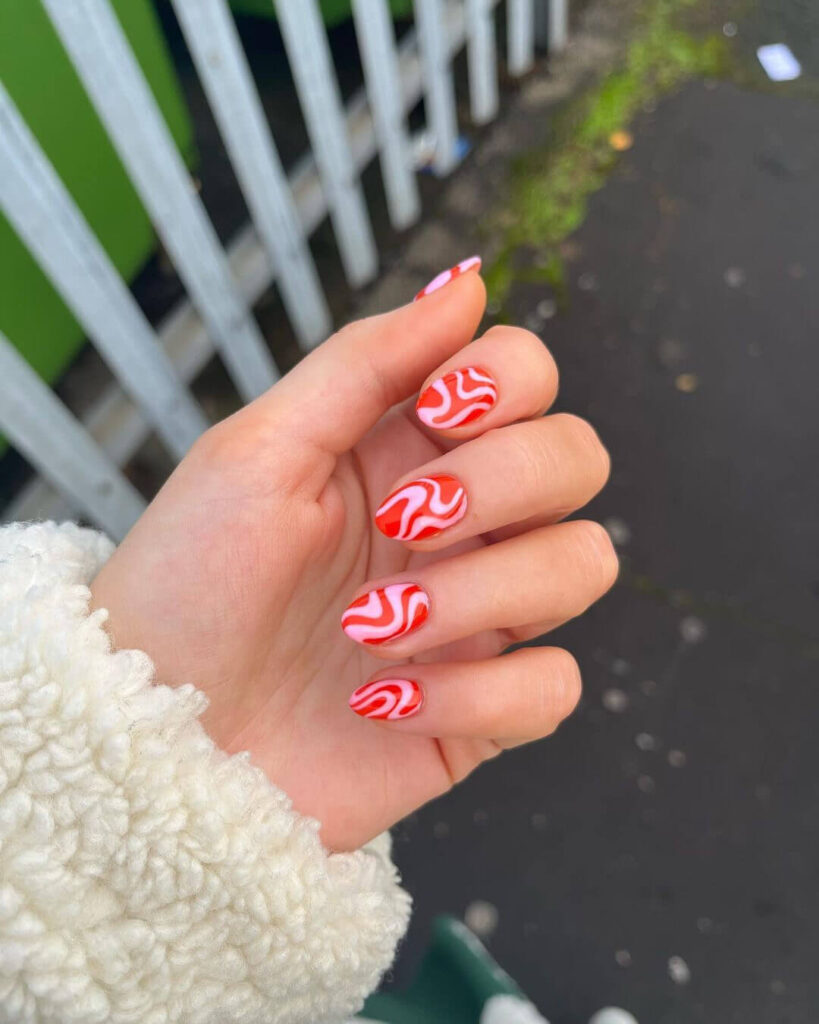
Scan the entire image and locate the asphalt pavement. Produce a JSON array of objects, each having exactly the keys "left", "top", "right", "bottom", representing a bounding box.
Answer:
[{"left": 385, "top": 29, "right": 819, "bottom": 1024}]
